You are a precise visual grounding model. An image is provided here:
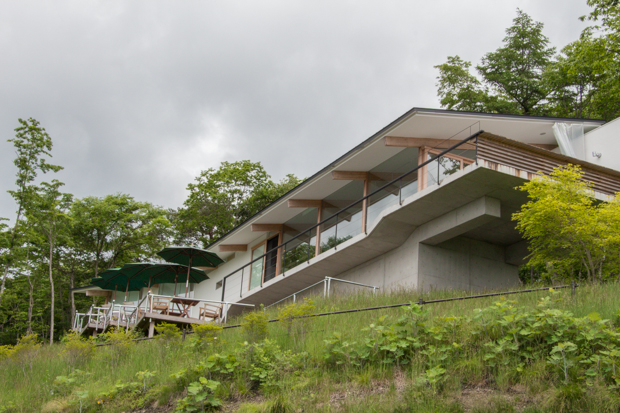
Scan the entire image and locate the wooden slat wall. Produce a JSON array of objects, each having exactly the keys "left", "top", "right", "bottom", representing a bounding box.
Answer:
[{"left": 477, "top": 137, "right": 620, "bottom": 195}]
